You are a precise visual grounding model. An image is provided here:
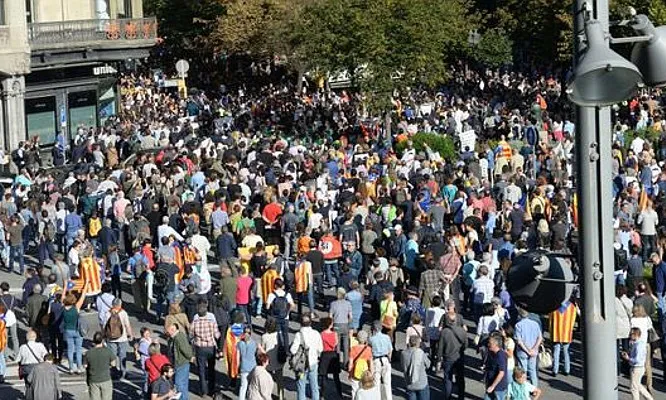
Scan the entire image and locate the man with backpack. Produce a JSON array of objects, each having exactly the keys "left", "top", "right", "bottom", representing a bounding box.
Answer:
[
  {"left": 348, "top": 330, "right": 373, "bottom": 399},
  {"left": 104, "top": 298, "right": 134, "bottom": 380},
  {"left": 266, "top": 278, "right": 294, "bottom": 354},
  {"left": 128, "top": 245, "right": 149, "bottom": 322},
  {"left": 153, "top": 256, "right": 179, "bottom": 324},
  {"left": 289, "top": 315, "right": 323, "bottom": 400}
]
